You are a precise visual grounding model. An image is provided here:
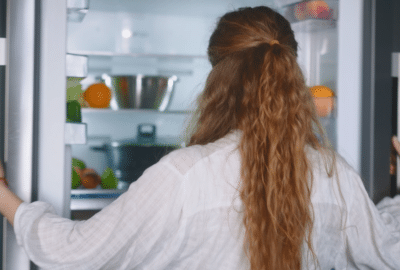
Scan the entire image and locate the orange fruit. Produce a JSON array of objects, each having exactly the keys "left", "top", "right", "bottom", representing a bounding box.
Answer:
[
  {"left": 310, "top": 85, "right": 335, "bottom": 118},
  {"left": 310, "top": 85, "right": 334, "bottom": 97},
  {"left": 306, "top": 0, "right": 330, "bottom": 19},
  {"left": 83, "top": 83, "right": 112, "bottom": 108}
]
